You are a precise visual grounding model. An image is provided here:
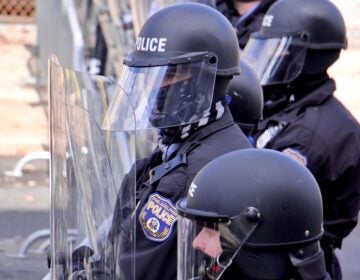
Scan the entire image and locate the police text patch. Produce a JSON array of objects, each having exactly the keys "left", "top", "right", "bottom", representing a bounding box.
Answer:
[{"left": 139, "top": 193, "right": 177, "bottom": 242}]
